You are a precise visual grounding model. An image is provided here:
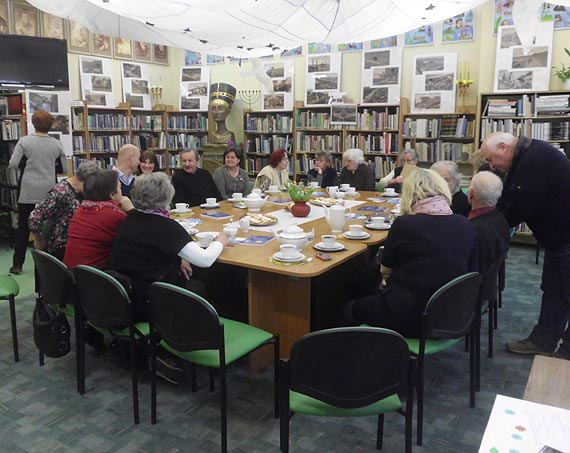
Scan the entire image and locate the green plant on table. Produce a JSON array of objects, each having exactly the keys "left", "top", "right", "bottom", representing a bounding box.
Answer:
[
  {"left": 553, "top": 47, "right": 570, "bottom": 82},
  {"left": 284, "top": 182, "right": 315, "bottom": 202}
]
